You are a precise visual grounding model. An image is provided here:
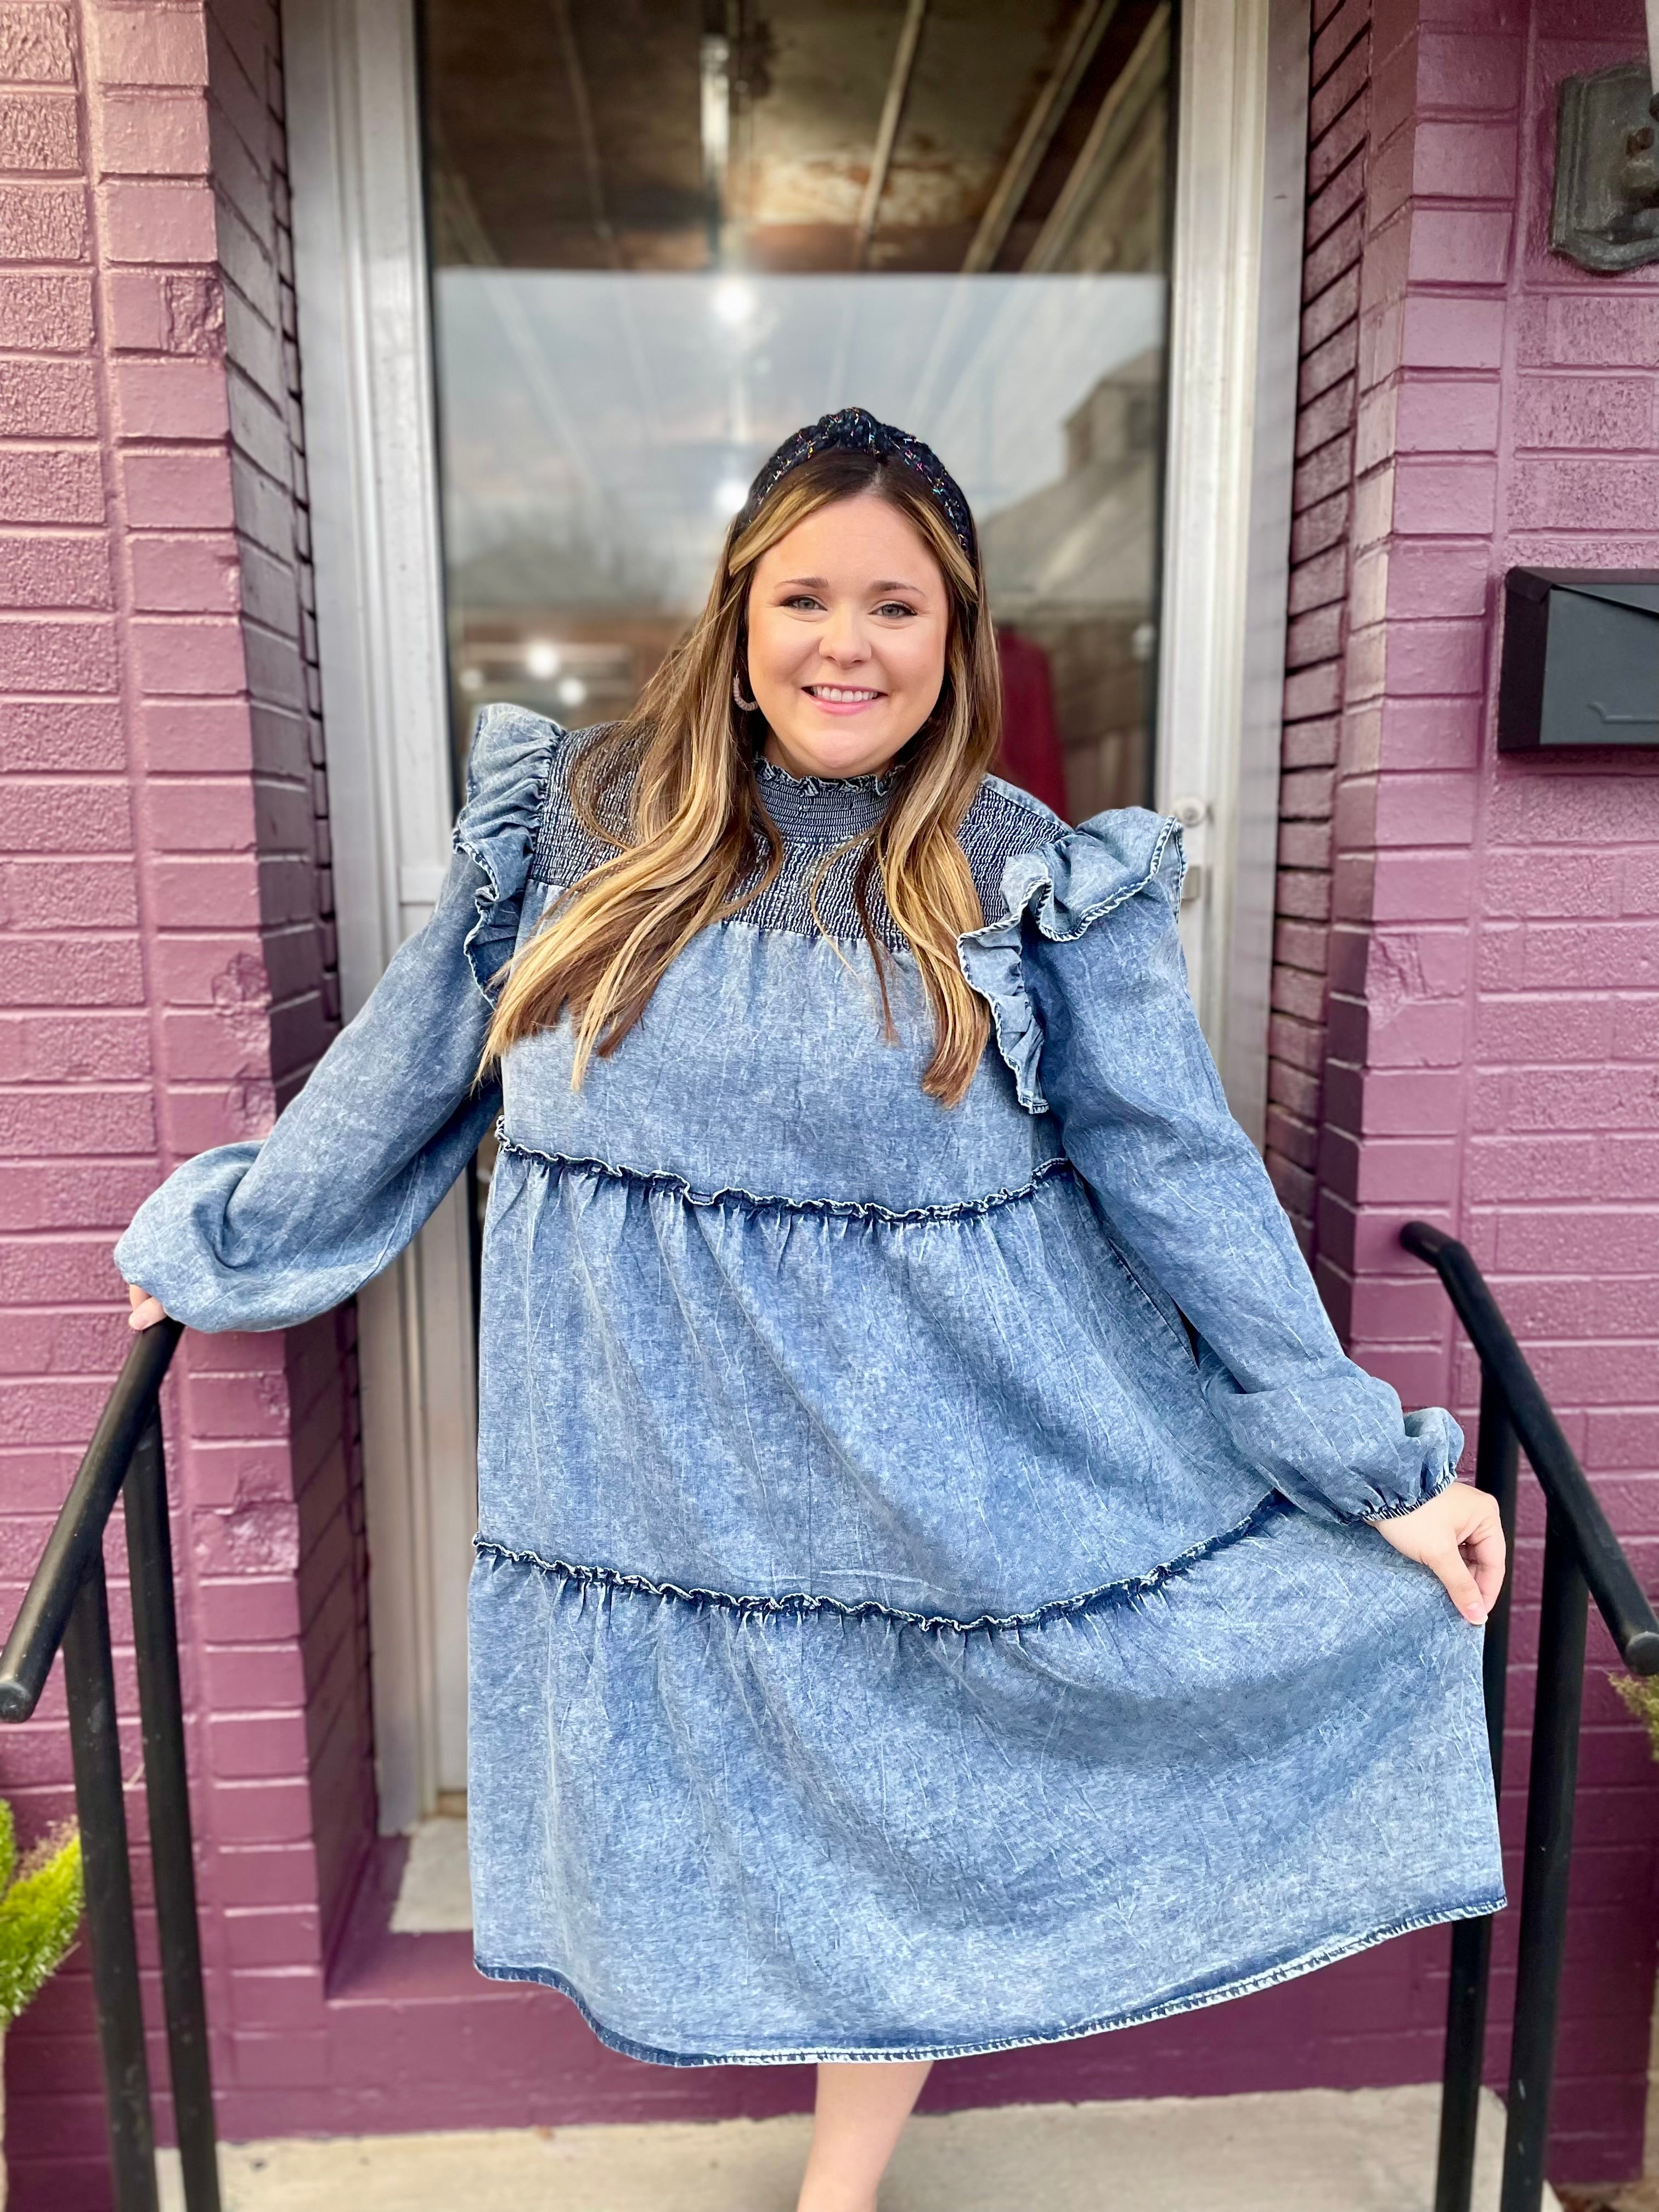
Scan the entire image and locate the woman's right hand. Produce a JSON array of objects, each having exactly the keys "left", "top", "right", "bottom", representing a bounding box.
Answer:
[{"left": 127, "top": 1282, "right": 169, "bottom": 1332}]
